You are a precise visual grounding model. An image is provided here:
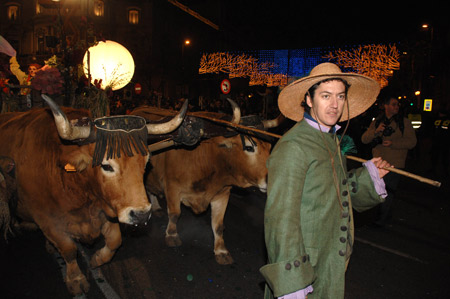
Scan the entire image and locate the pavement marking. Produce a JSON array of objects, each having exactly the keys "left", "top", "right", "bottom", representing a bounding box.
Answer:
[{"left": 355, "top": 237, "right": 428, "bottom": 264}]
